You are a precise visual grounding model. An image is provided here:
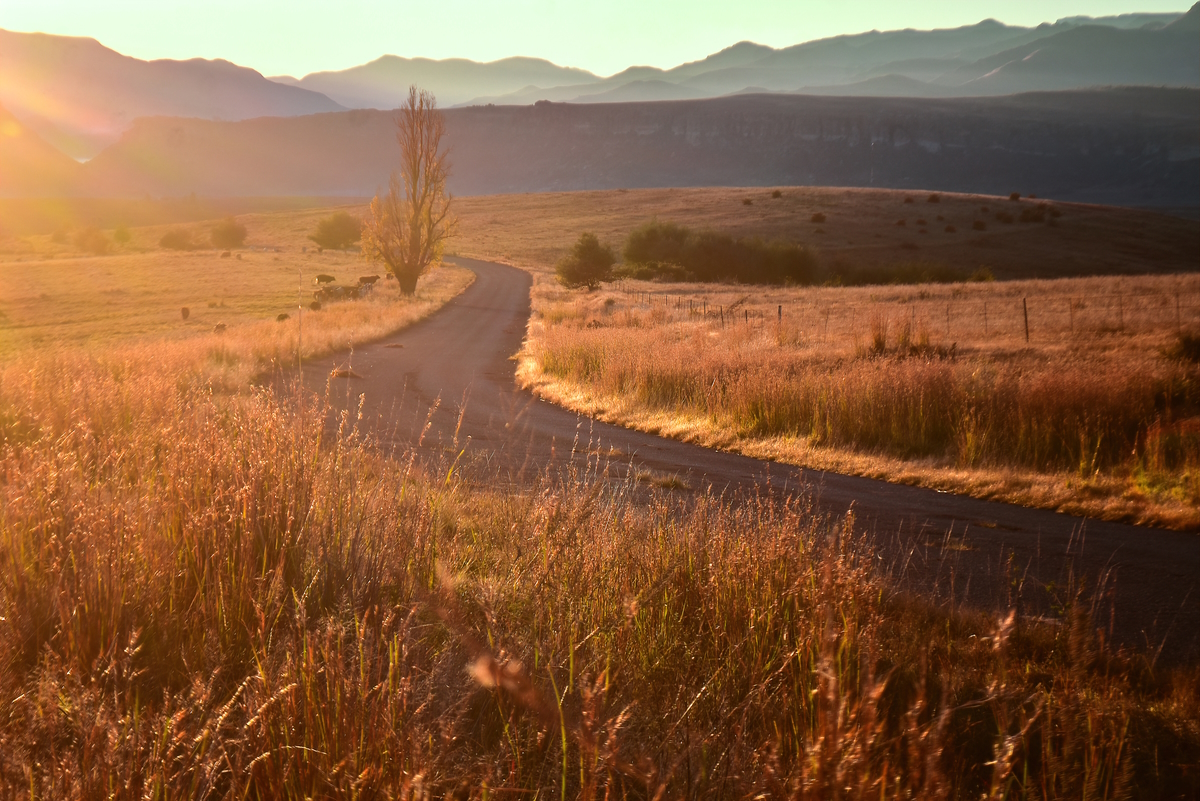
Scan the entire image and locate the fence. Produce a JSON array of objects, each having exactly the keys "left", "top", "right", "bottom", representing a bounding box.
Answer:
[{"left": 620, "top": 287, "right": 1200, "bottom": 346}]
